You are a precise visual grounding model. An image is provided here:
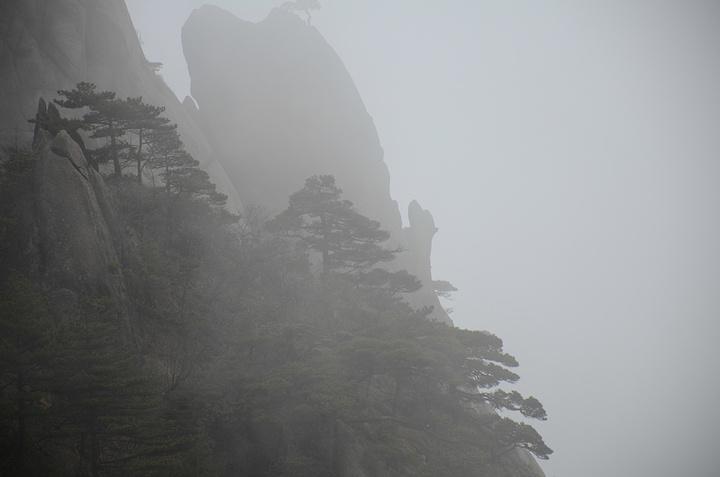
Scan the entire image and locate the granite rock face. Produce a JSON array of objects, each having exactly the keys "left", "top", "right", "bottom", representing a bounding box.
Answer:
[
  {"left": 183, "top": 6, "right": 451, "bottom": 324},
  {"left": 0, "top": 0, "right": 241, "bottom": 211},
  {"left": 183, "top": 6, "right": 398, "bottom": 230},
  {"left": 31, "top": 108, "right": 134, "bottom": 336}
]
